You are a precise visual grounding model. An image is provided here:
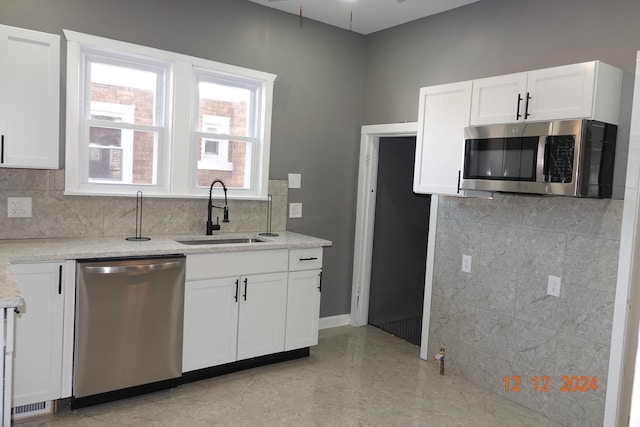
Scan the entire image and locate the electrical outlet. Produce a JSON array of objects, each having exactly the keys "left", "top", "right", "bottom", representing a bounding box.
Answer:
[
  {"left": 461, "top": 255, "right": 472, "bottom": 273},
  {"left": 7, "top": 197, "right": 32, "bottom": 218},
  {"left": 289, "top": 202, "right": 302, "bottom": 218},
  {"left": 547, "top": 275, "right": 561, "bottom": 297}
]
